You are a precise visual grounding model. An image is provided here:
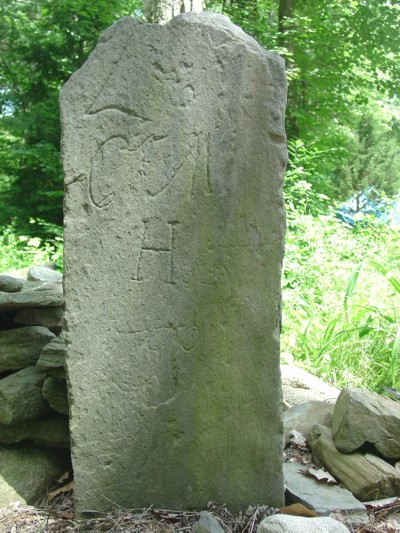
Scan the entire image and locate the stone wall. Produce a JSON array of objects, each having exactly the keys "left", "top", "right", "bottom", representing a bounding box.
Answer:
[{"left": 0, "top": 267, "right": 70, "bottom": 505}]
